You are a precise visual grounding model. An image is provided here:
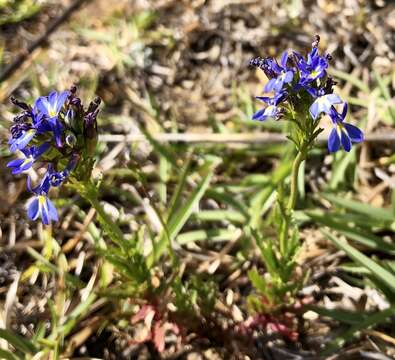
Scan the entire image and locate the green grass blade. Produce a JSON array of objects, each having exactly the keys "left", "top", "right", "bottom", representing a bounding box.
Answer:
[
  {"left": 307, "top": 211, "right": 395, "bottom": 254},
  {"left": 177, "top": 229, "right": 237, "bottom": 244},
  {"left": 26, "top": 248, "right": 85, "bottom": 289},
  {"left": 323, "top": 306, "right": 395, "bottom": 355},
  {"left": 0, "top": 348, "right": 19, "bottom": 360},
  {"left": 329, "top": 69, "right": 370, "bottom": 93},
  {"left": 304, "top": 305, "right": 368, "bottom": 325},
  {"left": 148, "top": 158, "right": 217, "bottom": 265},
  {"left": 322, "top": 229, "right": 395, "bottom": 293},
  {"left": 193, "top": 210, "right": 246, "bottom": 224},
  {"left": 322, "top": 193, "right": 394, "bottom": 222},
  {"left": 0, "top": 329, "right": 37, "bottom": 355}
]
